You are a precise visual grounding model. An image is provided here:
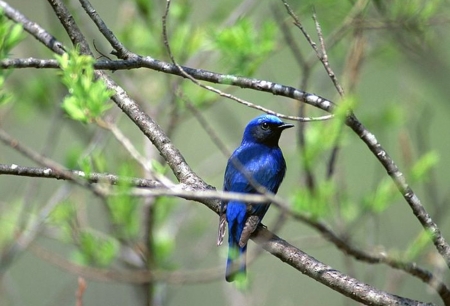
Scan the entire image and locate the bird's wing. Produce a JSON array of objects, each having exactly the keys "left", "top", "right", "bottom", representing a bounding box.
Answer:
[
  {"left": 224, "top": 145, "right": 286, "bottom": 217},
  {"left": 224, "top": 146, "right": 285, "bottom": 192},
  {"left": 239, "top": 215, "right": 260, "bottom": 247}
]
